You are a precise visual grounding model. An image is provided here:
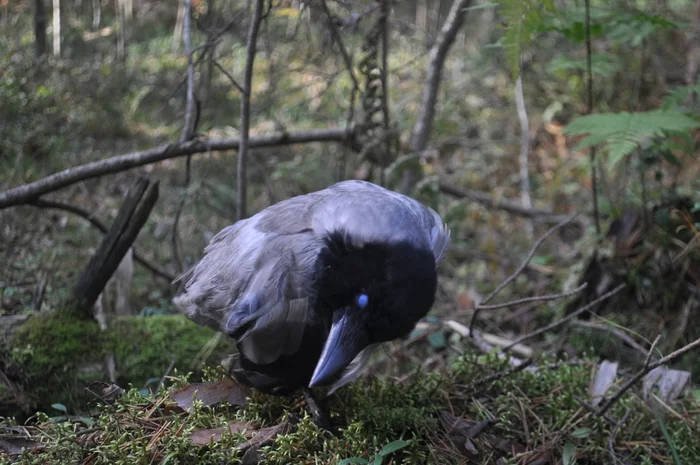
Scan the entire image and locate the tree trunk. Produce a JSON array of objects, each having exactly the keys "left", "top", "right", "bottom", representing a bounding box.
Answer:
[
  {"left": 70, "top": 177, "right": 159, "bottom": 317},
  {"left": 52, "top": 0, "right": 60, "bottom": 56},
  {"left": 116, "top": 0, "right": 125, "bottom": 59},
  {"left": 34, "top": 0, "right": 47, "bottom": 59},
  {"left": 91, "top": 0, "right": 100, "bottom": 29}
]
